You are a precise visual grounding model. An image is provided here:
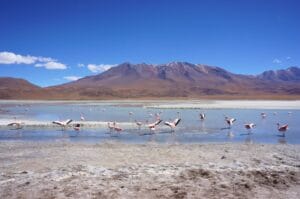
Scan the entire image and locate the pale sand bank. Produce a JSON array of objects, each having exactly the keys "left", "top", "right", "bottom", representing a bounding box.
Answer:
[
  {"left": 0, "top": 142, "right": 299, "bottom": 198},
  {"left": 144, "top": 100, "right": 300, "bottom": 109},
  {"left": 1, "top": 100, "right": 300, "bottom": 109},
  {"left": 0, "top": 120, "right": 135, "bottom": 129}
]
